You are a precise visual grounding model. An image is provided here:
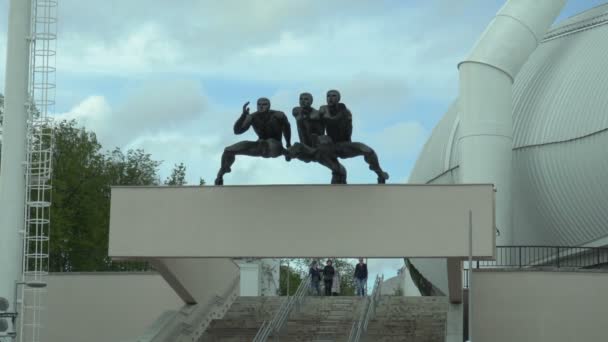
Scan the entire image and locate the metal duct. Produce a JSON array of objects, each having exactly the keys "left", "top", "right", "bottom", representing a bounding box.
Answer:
[{"left": 458, "top": 0, "right": 566, "bottom": 245}]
